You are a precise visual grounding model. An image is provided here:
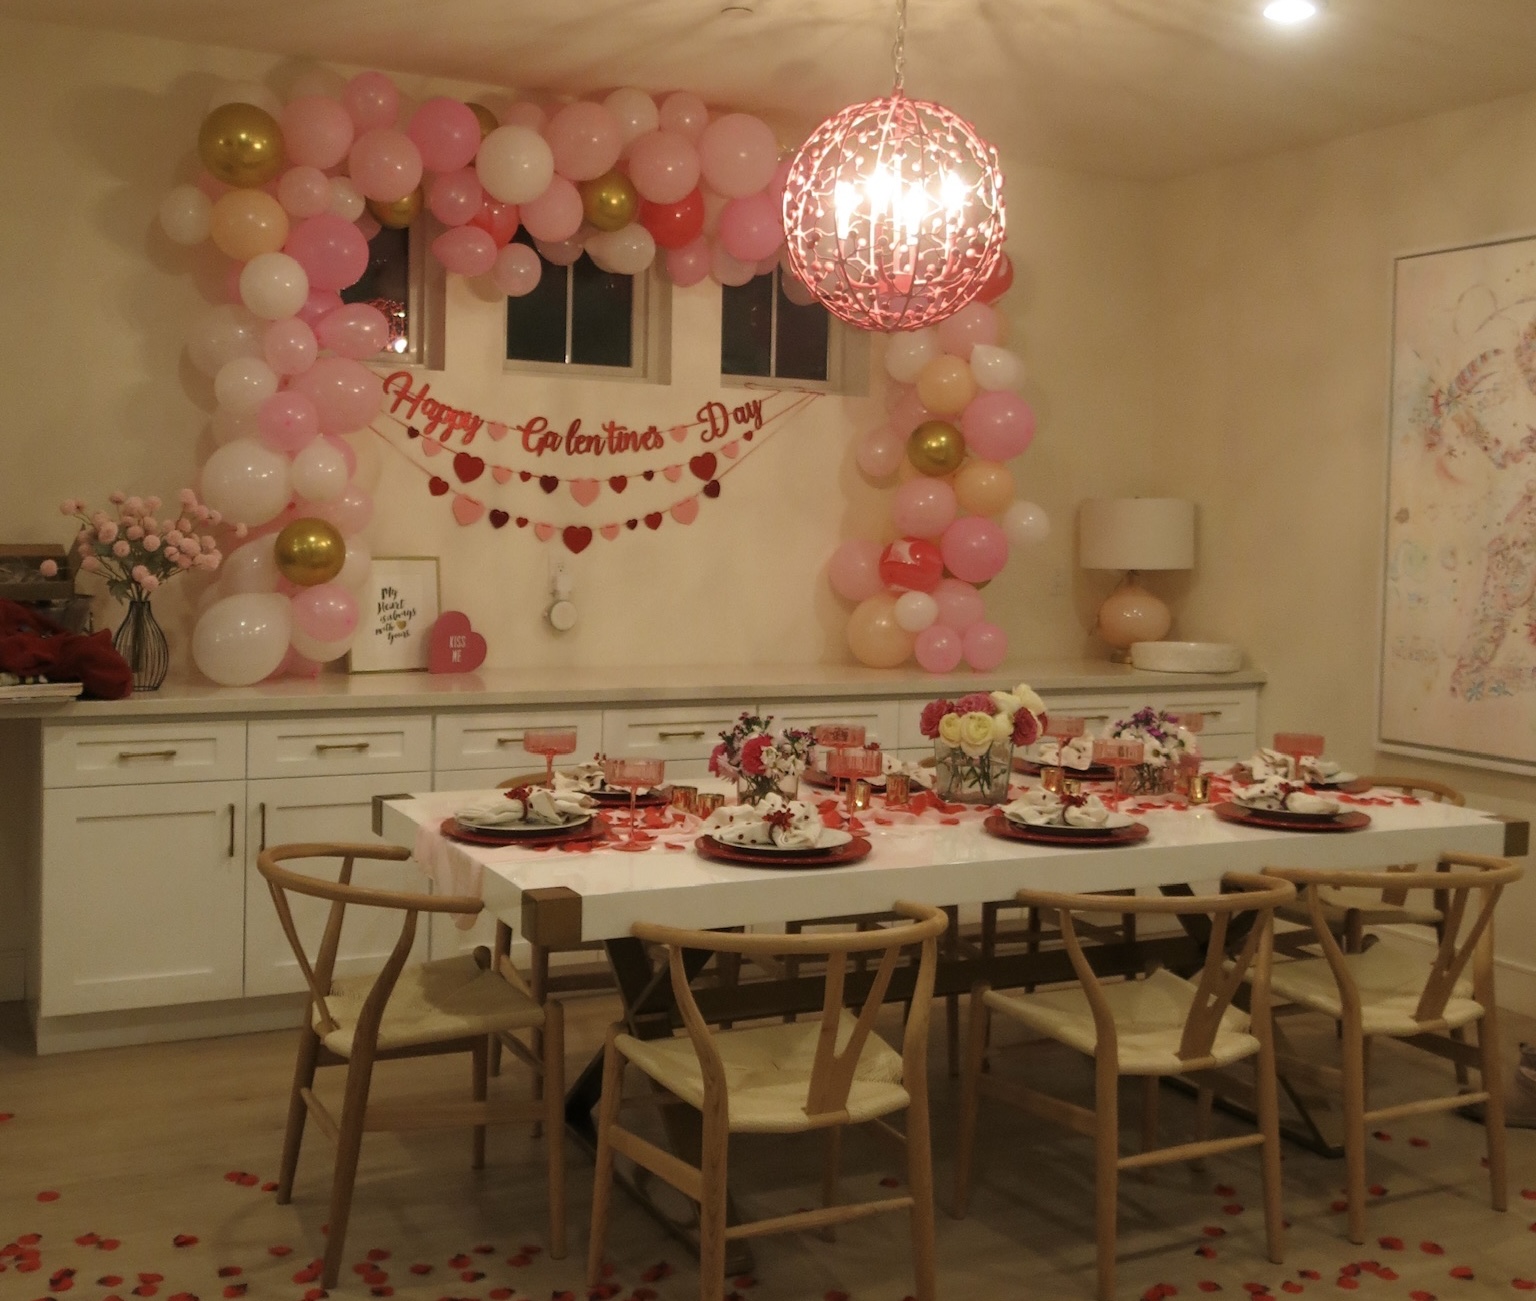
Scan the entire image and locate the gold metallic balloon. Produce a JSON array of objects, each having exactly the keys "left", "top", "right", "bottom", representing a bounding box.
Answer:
[
  {"left": 368, "top": 187, "right": 422, "bottom": 229},
  {"left": 580, "top": 169, "right": 638, "bottom": 233},
  {"left": 467, "top": 102, "right": 499, "bottom": 139},
  {"left": 274, "top": 518, "right": 346, "bottom": 587},
  {"left": 198, "top": 102, "right": 285, "bottom": 188},
  {"left": 907, "top": 419, "right": 966, "bottom": 477}
]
